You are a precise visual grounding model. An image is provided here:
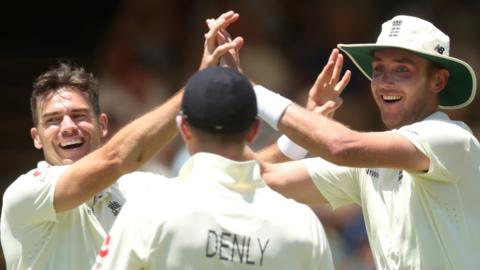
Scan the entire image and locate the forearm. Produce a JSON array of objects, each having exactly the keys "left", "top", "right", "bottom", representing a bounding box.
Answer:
[
  {"left": 106, "top": 90, "right": 182, "bottom": 172},
  {"left": 254, "top": 84, "right": 364, "bottom": 166},
  {"left": 254, "top": 143, "right": 292, "bottom": 163},
  {"left": 278, "top": 104, "right": 355, "bottom": 164},
  {"left": 54, "top": 90, "right": 182, "bottom": 212}
]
